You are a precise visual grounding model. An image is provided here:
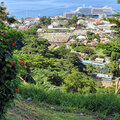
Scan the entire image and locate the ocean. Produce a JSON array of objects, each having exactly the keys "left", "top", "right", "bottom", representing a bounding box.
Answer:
[{"left": 4, "top": 0, "right": 120, "bottom": 19}]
